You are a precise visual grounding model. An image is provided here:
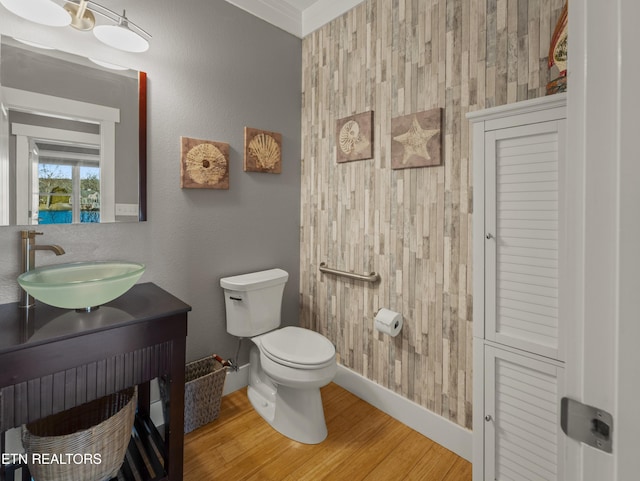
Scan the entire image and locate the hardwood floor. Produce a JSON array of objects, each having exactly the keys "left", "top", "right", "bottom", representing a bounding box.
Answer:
[{"left": 184, "top": 383, "right": 471, "bottom": 481}]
